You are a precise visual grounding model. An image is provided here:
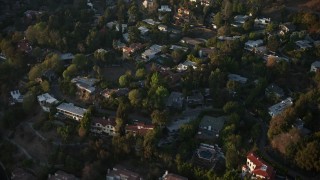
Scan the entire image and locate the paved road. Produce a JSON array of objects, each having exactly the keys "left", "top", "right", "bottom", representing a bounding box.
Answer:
[
  {"left": 4, "top": 137, "right": 32, "bottom": 160},
  {"left": 0, "top": 161, "right": 8, "bottom": 180}
]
